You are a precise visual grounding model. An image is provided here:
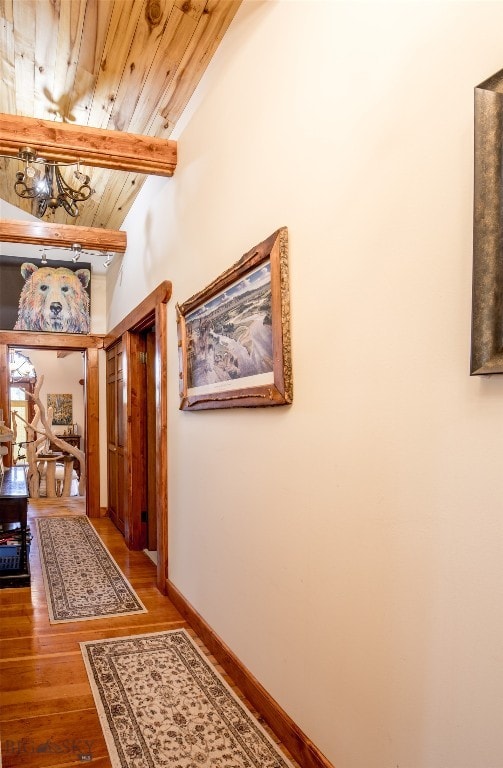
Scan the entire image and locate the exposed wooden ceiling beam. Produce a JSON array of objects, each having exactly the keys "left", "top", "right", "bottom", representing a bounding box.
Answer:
[
  {"left": 0, "top": 219, "right": 126, "bottom": 253},
  {"left": 0, "top": 330, "right": 104, "bottom": 349},
  {"left": 0, "top": 113, "right": 177, "bottom": 176}
]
